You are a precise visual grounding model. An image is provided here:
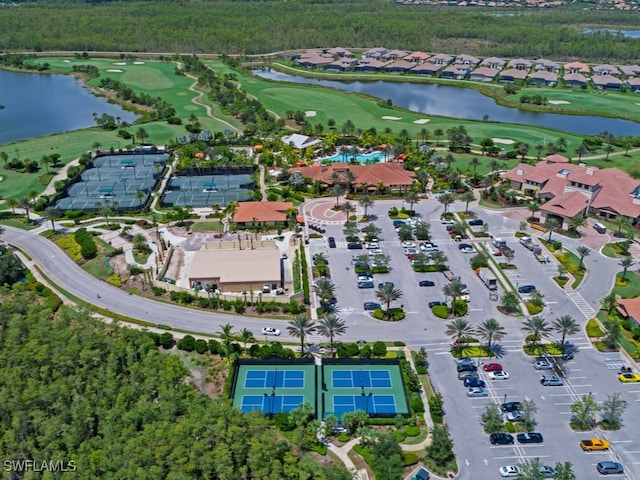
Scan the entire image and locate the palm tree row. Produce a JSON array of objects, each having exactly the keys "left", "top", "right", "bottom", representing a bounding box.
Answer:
[{"left": 287, "top": 313, "right": 348, "bottom": 358}]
